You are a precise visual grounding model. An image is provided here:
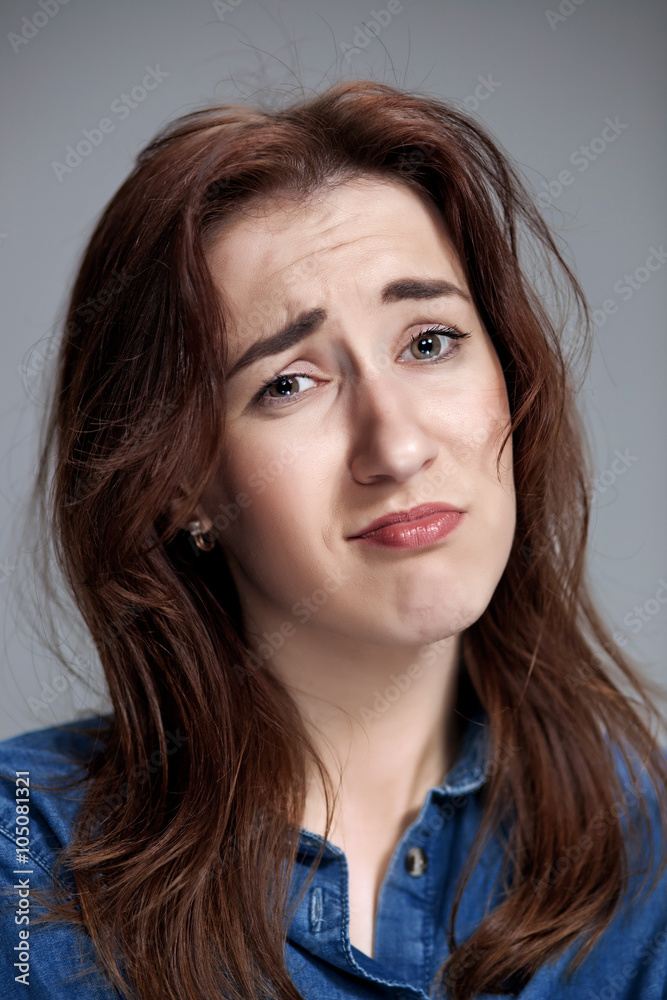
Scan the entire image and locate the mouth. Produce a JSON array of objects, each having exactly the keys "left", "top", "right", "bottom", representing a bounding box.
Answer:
[{"left": 349, "top": 503, "right": 465, "bottom": 550}]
